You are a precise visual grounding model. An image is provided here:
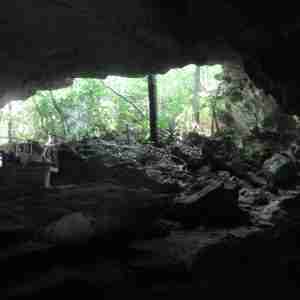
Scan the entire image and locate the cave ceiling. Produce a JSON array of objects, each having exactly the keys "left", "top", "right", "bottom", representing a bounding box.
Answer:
[{"left": 0, "top": 1, "right": 300, "bottom": 112}]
